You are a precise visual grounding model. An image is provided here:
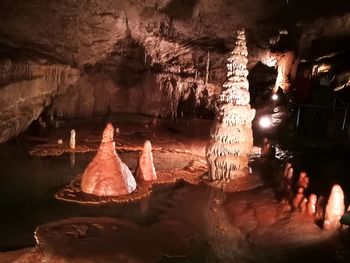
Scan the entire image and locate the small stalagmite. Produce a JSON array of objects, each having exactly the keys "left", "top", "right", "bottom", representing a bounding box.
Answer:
[
  {"left": 324, "top": 184, "right": 345, "bottom": 230},
  {"left": 283, "top": 162, "right": 292, "bottom": 178},
  {"left": 70, "top": 129, "right": 76, "bottom": 149},
  {"left": 299, "top": 197, "right": 307, "bottom": 213},
  {"left": 81, "top": 123, "right": 136, "bottom": 196},
  {"left": 281, "top": 166, "right": 293, "bottom": 204},
  {"left": 297, "top": 171, "right": 309, "bottom": 190},
  {"left": 306, "top": 194, "right": 317, "bottom": 216},
  {"left": 136, "top": 140, "right": 157, "bottom": 181},
  {"left": 292, "top": 187, "right": 304, "bottom": 210}
]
